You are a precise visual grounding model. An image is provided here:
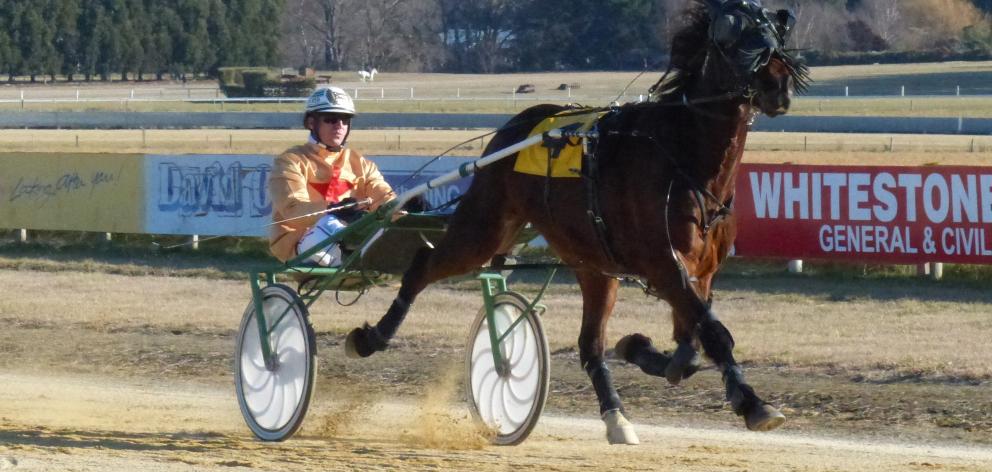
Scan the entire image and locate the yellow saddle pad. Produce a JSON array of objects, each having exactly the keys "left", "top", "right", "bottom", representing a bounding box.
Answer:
[{"left": 514, "top": 110, "right": 604, "bottom": 178}]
